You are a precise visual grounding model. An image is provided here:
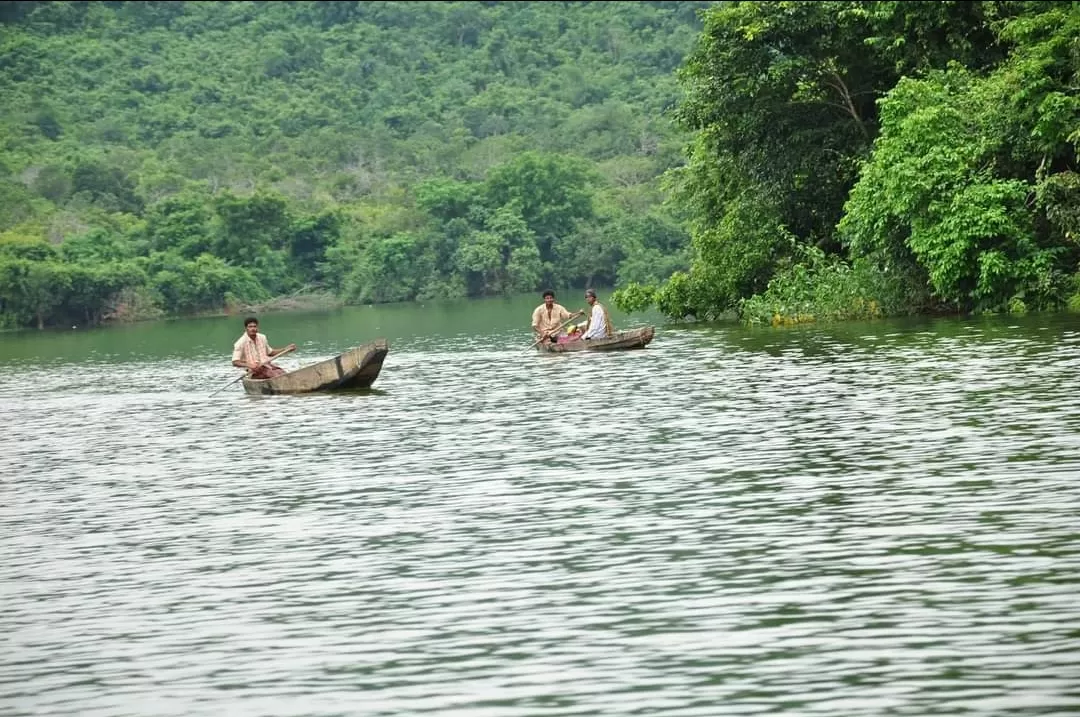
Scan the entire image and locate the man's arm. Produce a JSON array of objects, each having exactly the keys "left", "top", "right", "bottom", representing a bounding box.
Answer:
[
  {"left": 235, "top": 355, "right": 263, "bottom": 370},
  {"left": 560, "top": 307, "right": 584, "bottom": 338},
  {"left": 231, "top": 343, "right": 250, "bottom": 370}
]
